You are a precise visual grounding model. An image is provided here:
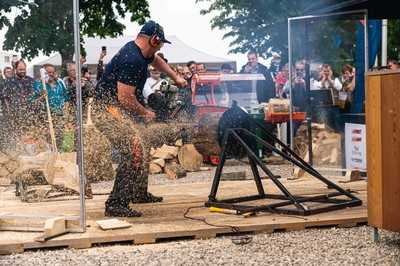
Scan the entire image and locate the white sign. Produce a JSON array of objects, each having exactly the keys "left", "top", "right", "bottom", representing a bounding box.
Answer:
[{"left": 345, "top": 123, "right": 367, "bottom": 170}]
